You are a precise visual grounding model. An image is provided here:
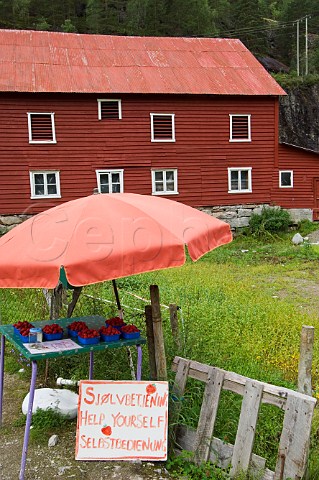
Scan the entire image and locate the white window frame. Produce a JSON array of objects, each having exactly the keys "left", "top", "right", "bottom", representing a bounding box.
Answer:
[
  {"left": 29, "top": 170, "right": 61, "bottom": 199},
  {"left": 151, "top": 169, "right": 178, "bottom": 195},
  {"left": 279, "top": 170, "right": 293, "bottom": 188},
  {"left": 228, "top": 167, "right": 252, "bottom": 193},
  {"left": 97, "top": 99, "right": 122, "bottom": 120},
  {"left": 27, "top": 112, "right": 56, "bottom": 144},
  {"left": 150, "top": 113, "right": 175, "bottom": 142},
  {"left": 229, "top": 114, "right": 251, "bottom": 142},
  {"left": 96, "top": 169, "right": 124, "bottom": 194}
]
